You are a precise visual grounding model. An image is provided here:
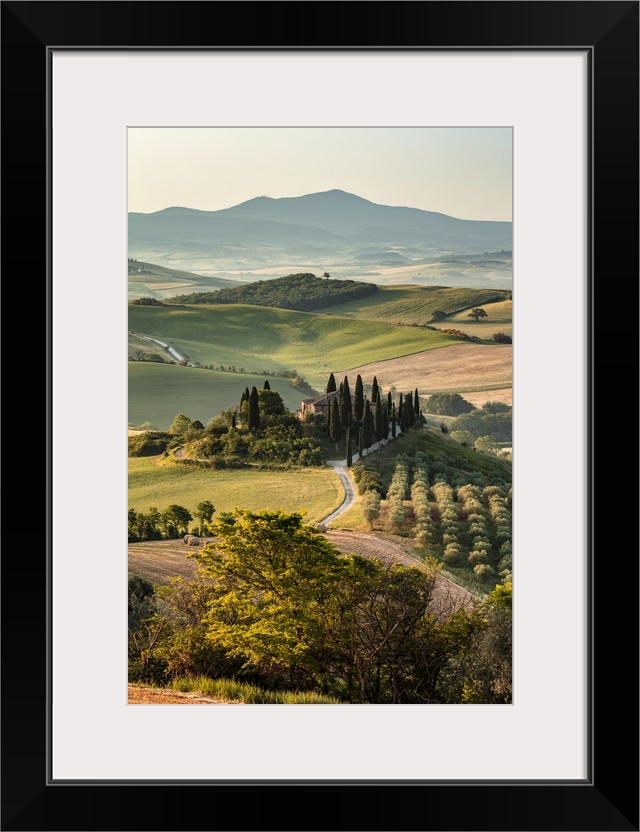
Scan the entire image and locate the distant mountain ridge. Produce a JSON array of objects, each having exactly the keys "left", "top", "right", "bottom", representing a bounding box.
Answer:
[{"left": 128, "top": 189, "right": 512, "bottom": 274}]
